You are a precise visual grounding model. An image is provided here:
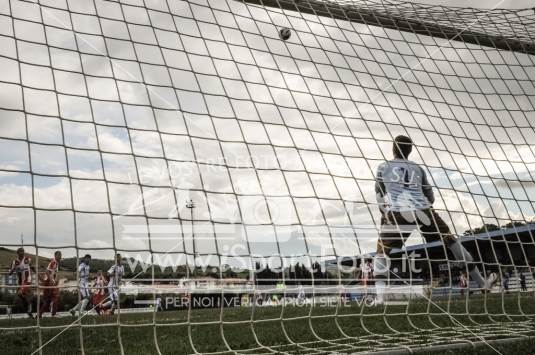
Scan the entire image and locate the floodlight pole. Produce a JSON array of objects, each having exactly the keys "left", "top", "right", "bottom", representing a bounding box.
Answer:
[
  {"left": 186, "top": 200, "right": 198, "bottom": 262},
  {"left": 239, "top": 0, "right": 535, "bottom": 55}
]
